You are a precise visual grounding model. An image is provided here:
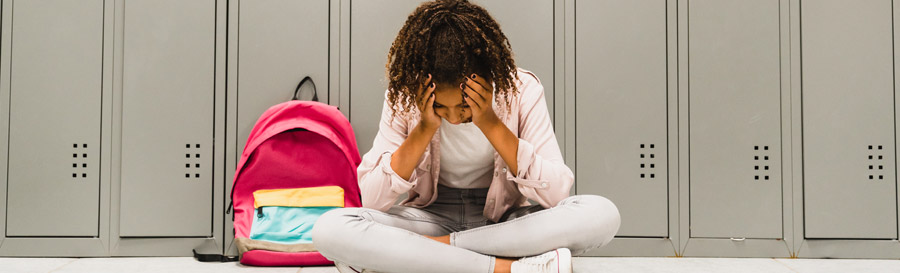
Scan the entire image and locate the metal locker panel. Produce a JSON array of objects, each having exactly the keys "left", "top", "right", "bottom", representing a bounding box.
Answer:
[
  {"left": 801, "top": 0, "right": 897, "bottom": 239},
  {"left": 5, "top": 0, "right": 104, "bottom": 237},
  {"left": 476, "top": 0, "right": 554, "bottom": 120},
  {"left": 236, "top": 0, "right": 329, "bottom": 155},
  {"left": 350, "top": 0, "right": 555, "bottom": 156},
  {"left": 688, "top": 0, "right": 783, "bottom": 239},
  {"left": 575, "top": 0, "right": 668, "bottom": 237},
  {"left": 119, "top": 0, "right": 215, "bottom": 237},
  {"left": 350, "top": 0, "right": 421, "bottom": 156}
]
